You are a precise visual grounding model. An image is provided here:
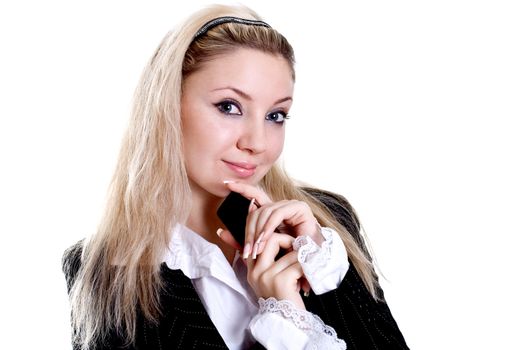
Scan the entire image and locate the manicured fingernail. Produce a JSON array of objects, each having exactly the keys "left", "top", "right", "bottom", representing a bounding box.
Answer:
[
  {"left": 223, "top": 180, "right": 236, "bottom": 184},
  {"left": 304, "top": 290, "right": 310, "bottom": 297},
  {"left": 252, "top": 242, "right": 259, "bottom": 259},
  {"left": 216, "top": 228, "right": 223, "bottom": 237},
  {"left": 242, "top": 243, "right": 251, "bottom": 259},
  {"left": 255, "top": 231, "right": 265, "bottom": 244}
]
